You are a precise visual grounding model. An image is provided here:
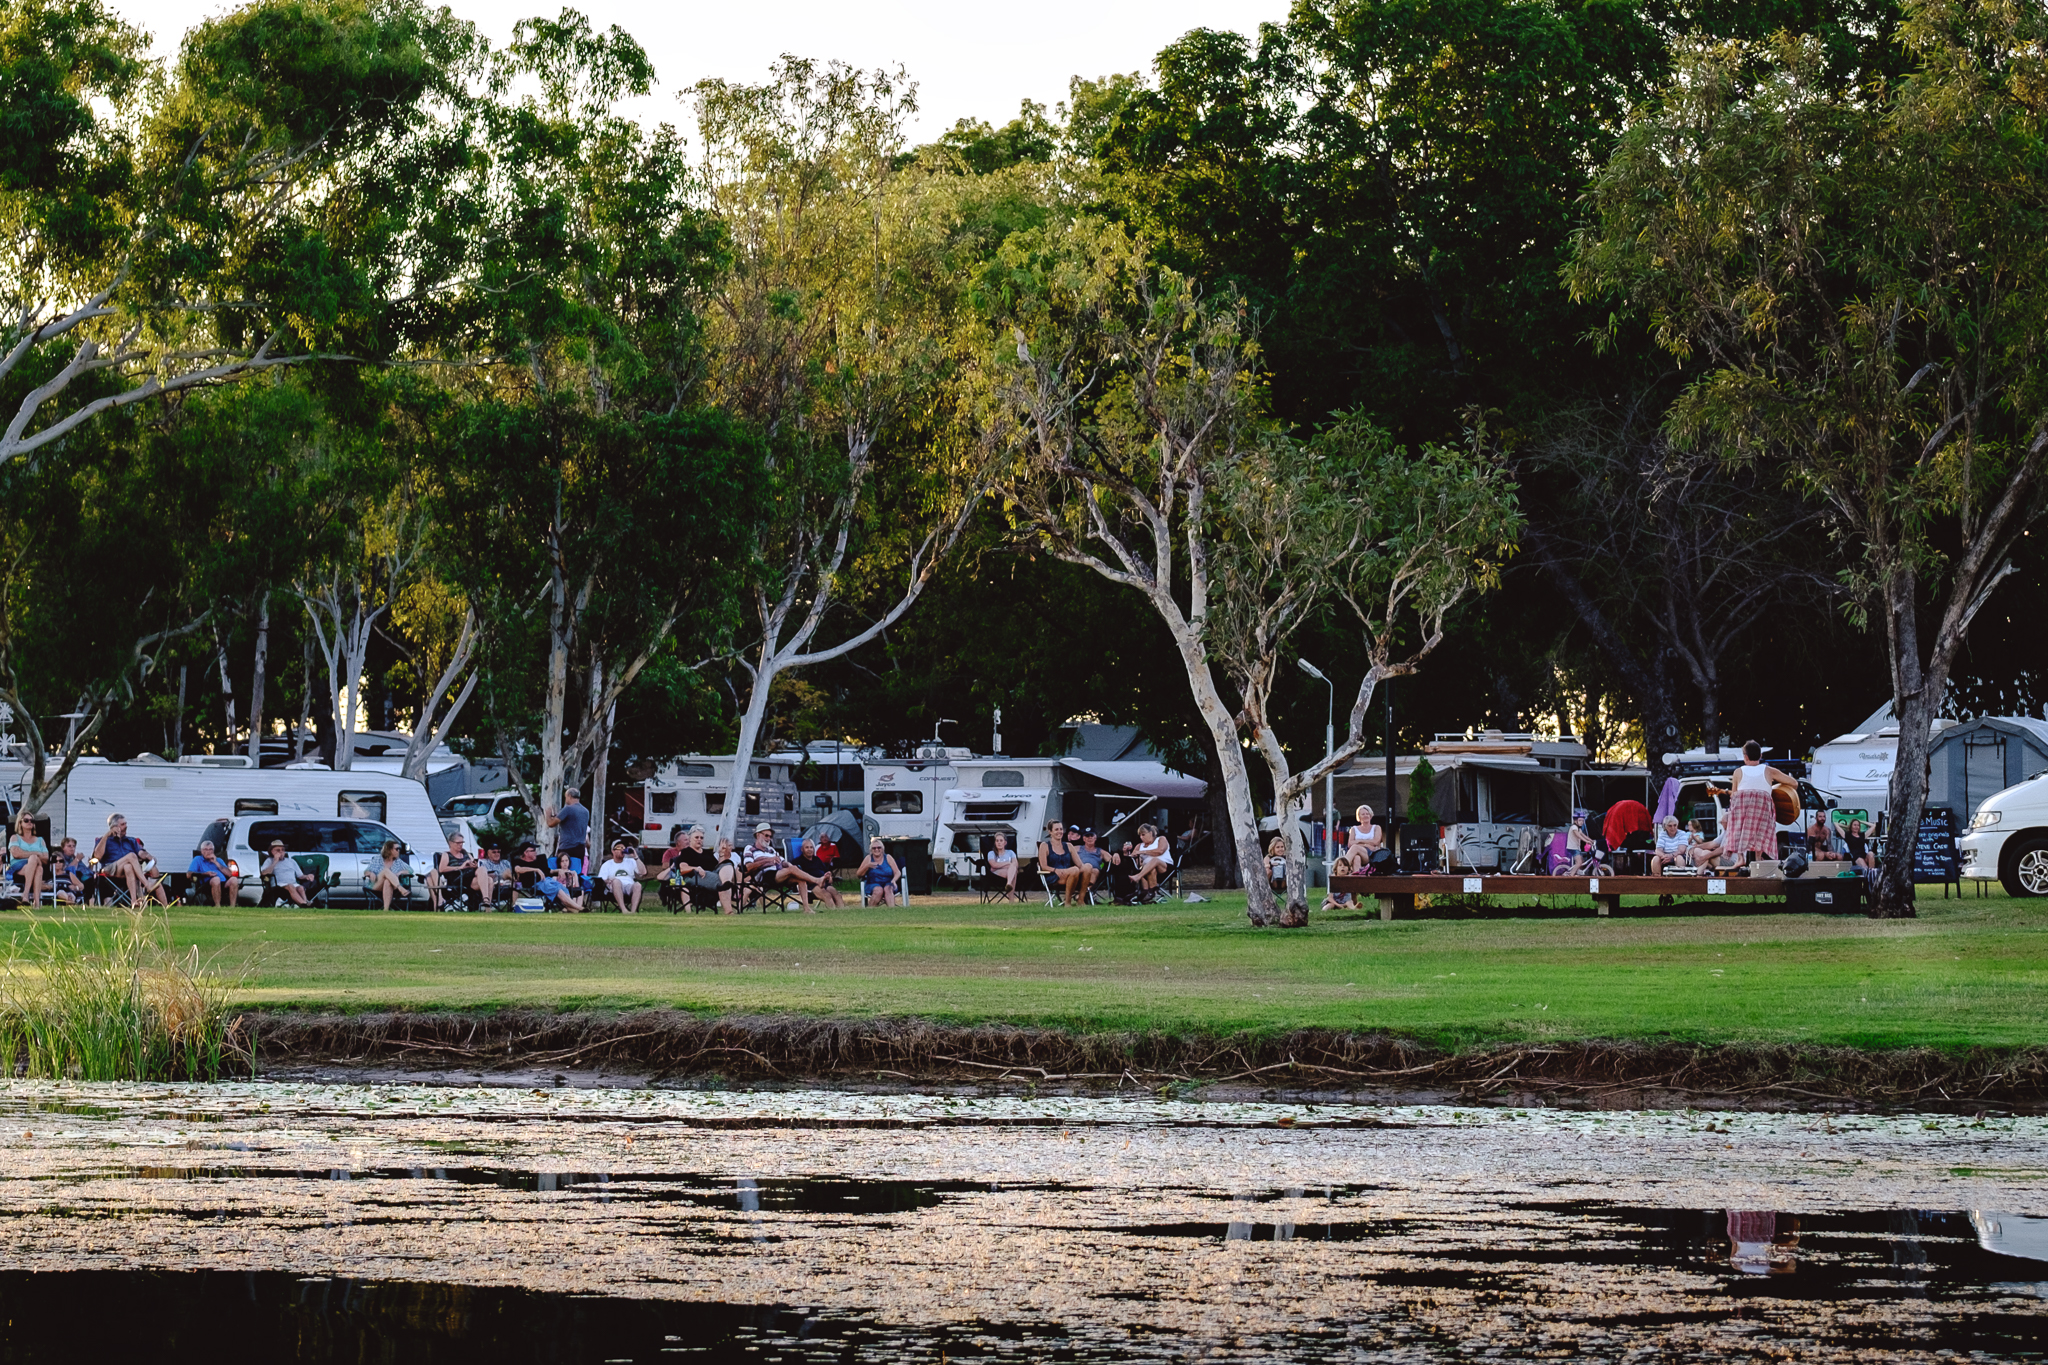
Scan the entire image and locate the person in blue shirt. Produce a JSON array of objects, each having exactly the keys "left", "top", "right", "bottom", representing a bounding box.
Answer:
[
  {"left": 545, "top": 788, "right": 592, "bottom": 868},
  {"left": 187, "top": 839, "right": 241, "bottom": 906},
  {"left": 92, "top": 814, "right": 152, "bottom": 904}
]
